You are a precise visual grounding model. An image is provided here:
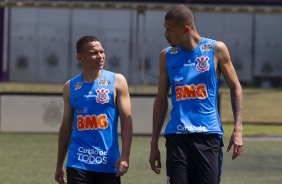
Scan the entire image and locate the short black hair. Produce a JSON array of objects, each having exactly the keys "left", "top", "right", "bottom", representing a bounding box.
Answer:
[
  {"left": 76, "top": 36, "right": 100, "bottom": 54},
  {"left": 165, "top": 4, "right": 194, "bottom": 27}
]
